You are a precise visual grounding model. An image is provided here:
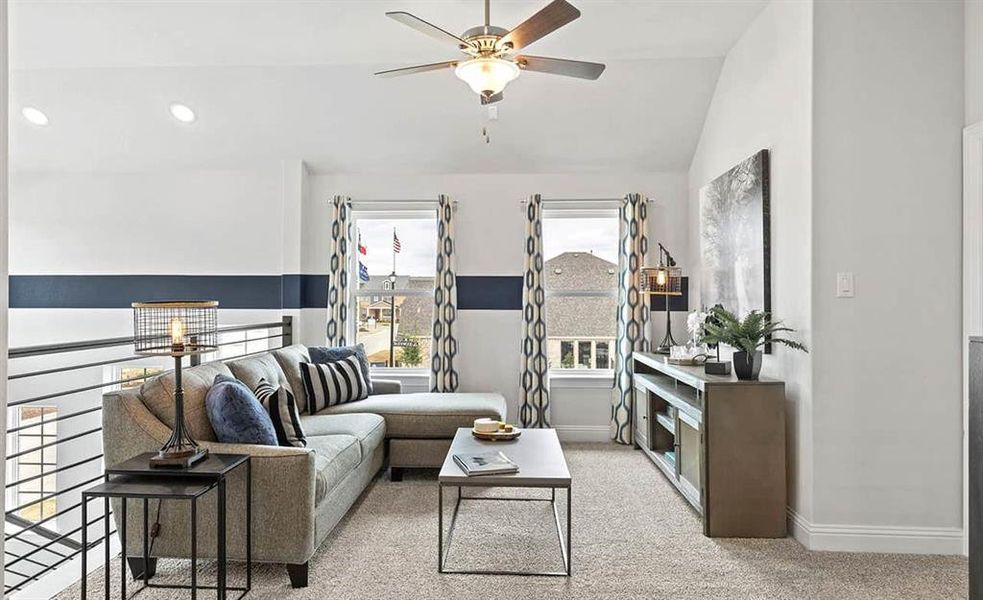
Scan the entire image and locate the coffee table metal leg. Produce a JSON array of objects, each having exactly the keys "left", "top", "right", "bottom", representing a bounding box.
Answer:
[
  {"left": 246, "top": 458, "right": 252, "bottom": 591},
  {"left": 120, "top": 498, "right": 126, "bottom": 599},
  {"left": 437, "top": 483, "right": 444, "bottom": 573},
  {"left": 142, "top": 499, "right": 149, "bottom": 587},
  {"left": 81, "top": 495, "right": 88, "bottom": 599},
  {"left": 104, "top": 496, "right": 110, "bottom": 600},
  {"left": 191, "top": 496, "right": 197, "bottom": 600},
  {"left": 217, "top": 479, "right": 226, "bottom": 600},
  {"left": 567, "top": 486, "right": 572, "bottom": 576}
]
